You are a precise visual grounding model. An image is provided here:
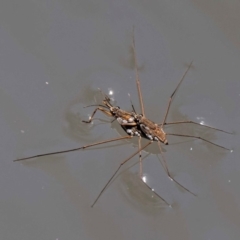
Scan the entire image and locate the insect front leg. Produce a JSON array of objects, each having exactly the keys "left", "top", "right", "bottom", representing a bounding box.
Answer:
[{"left": 82, "top": 107, "right": 113, "bottom": 123}]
